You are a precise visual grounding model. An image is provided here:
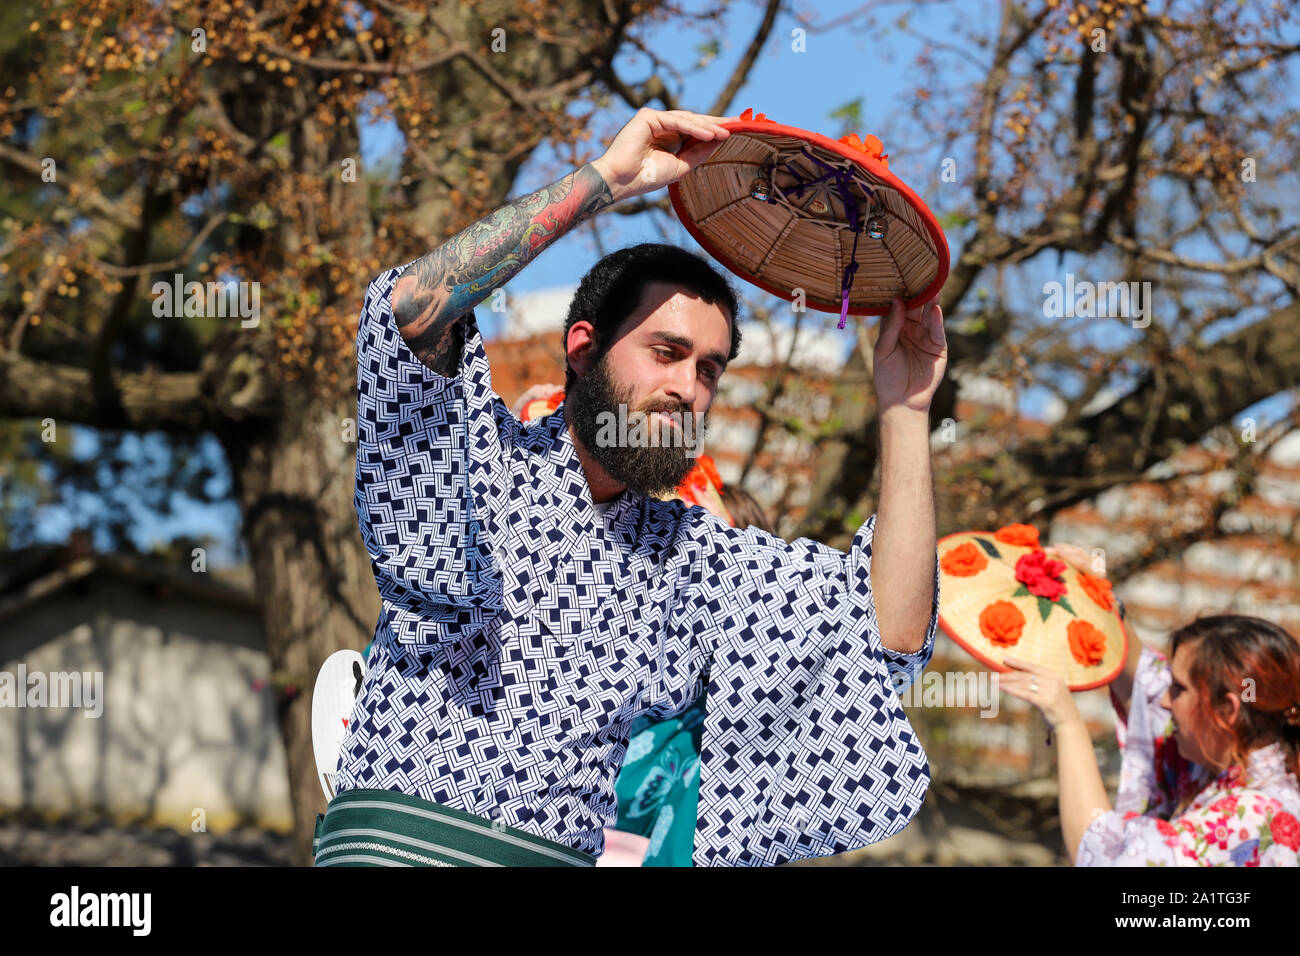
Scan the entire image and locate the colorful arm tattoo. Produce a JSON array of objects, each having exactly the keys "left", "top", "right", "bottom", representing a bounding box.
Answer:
[{"left": 393, "top": 163, "right": 614, "bottom": 377}]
